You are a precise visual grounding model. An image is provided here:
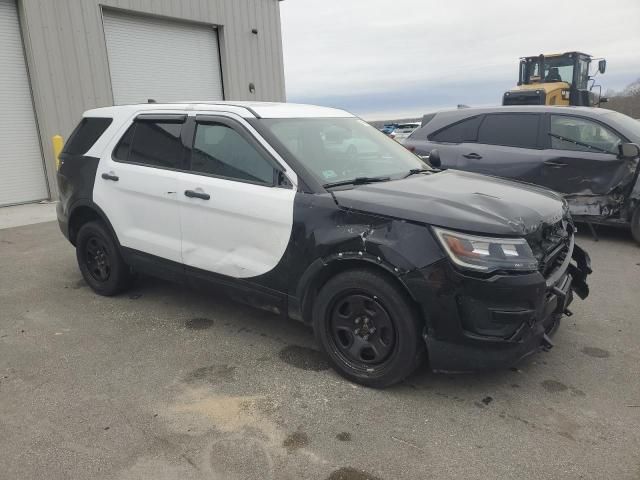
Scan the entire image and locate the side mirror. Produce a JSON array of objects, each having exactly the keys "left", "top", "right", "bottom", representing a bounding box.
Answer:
[
  {"left": 618, "top": 143, "right": 640, "bottom": 159},
  {"left": 428, "top": 149, "right": 442, "bottom": 168},
  {"left": 598, "top": 59, "right": 607, "bottom": 74}
]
